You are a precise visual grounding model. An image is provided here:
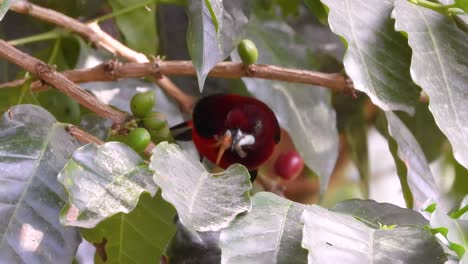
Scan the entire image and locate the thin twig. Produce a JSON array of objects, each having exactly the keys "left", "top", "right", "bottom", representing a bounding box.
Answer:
[
  {"left": 10, "top": 1, "right": 195, "bottom": 114},
  {"left": 0, "top": 40, "right": 127, "bottom": 124},
  {"left": 66, "top": 125, "right": 105, "bottom": 145},
  {"left": 67, "top": 125, "right": 155, "bottom": 157},
  {"left": 1, "top": 60, "right": 352, "bottom": 94}
]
